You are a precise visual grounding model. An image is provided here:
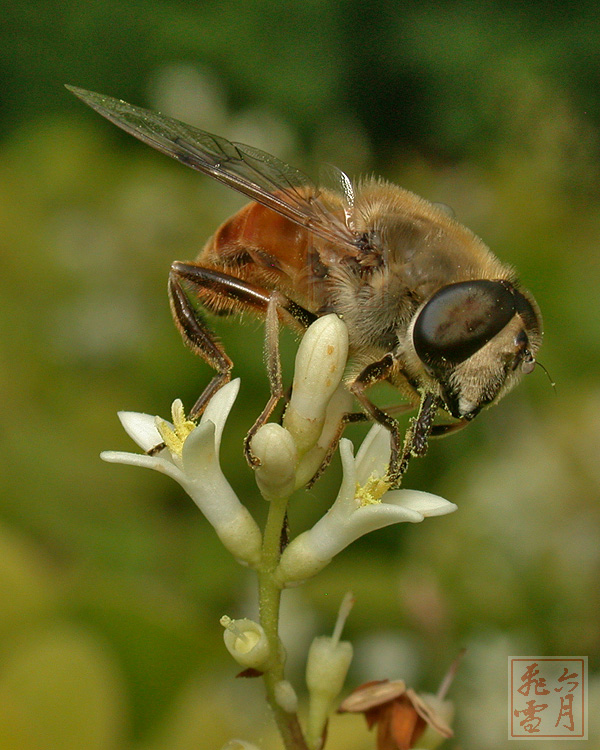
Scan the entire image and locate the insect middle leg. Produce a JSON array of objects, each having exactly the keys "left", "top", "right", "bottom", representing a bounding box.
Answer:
[
  {"left": 304, "top": 402, "right": 416, "bottom": 488},
  {"left": 242, "top": 292, "right": 285, "bottom": 466}
]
